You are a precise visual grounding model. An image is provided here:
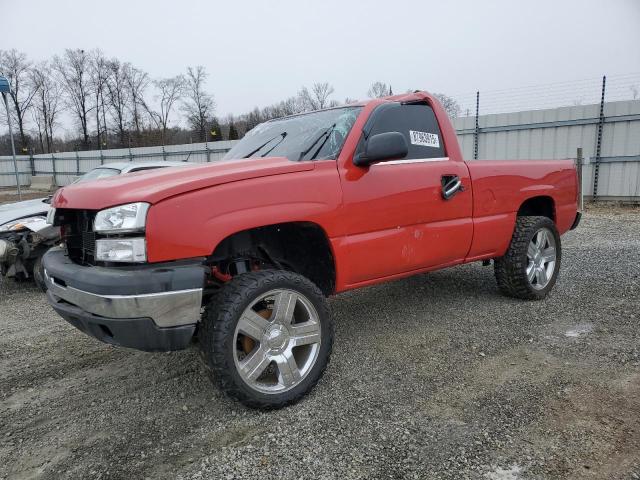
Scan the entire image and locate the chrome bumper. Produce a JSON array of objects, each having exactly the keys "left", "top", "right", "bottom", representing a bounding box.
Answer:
[{"left": 45, "top": 269, "right": 202, "bottom": 328}]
